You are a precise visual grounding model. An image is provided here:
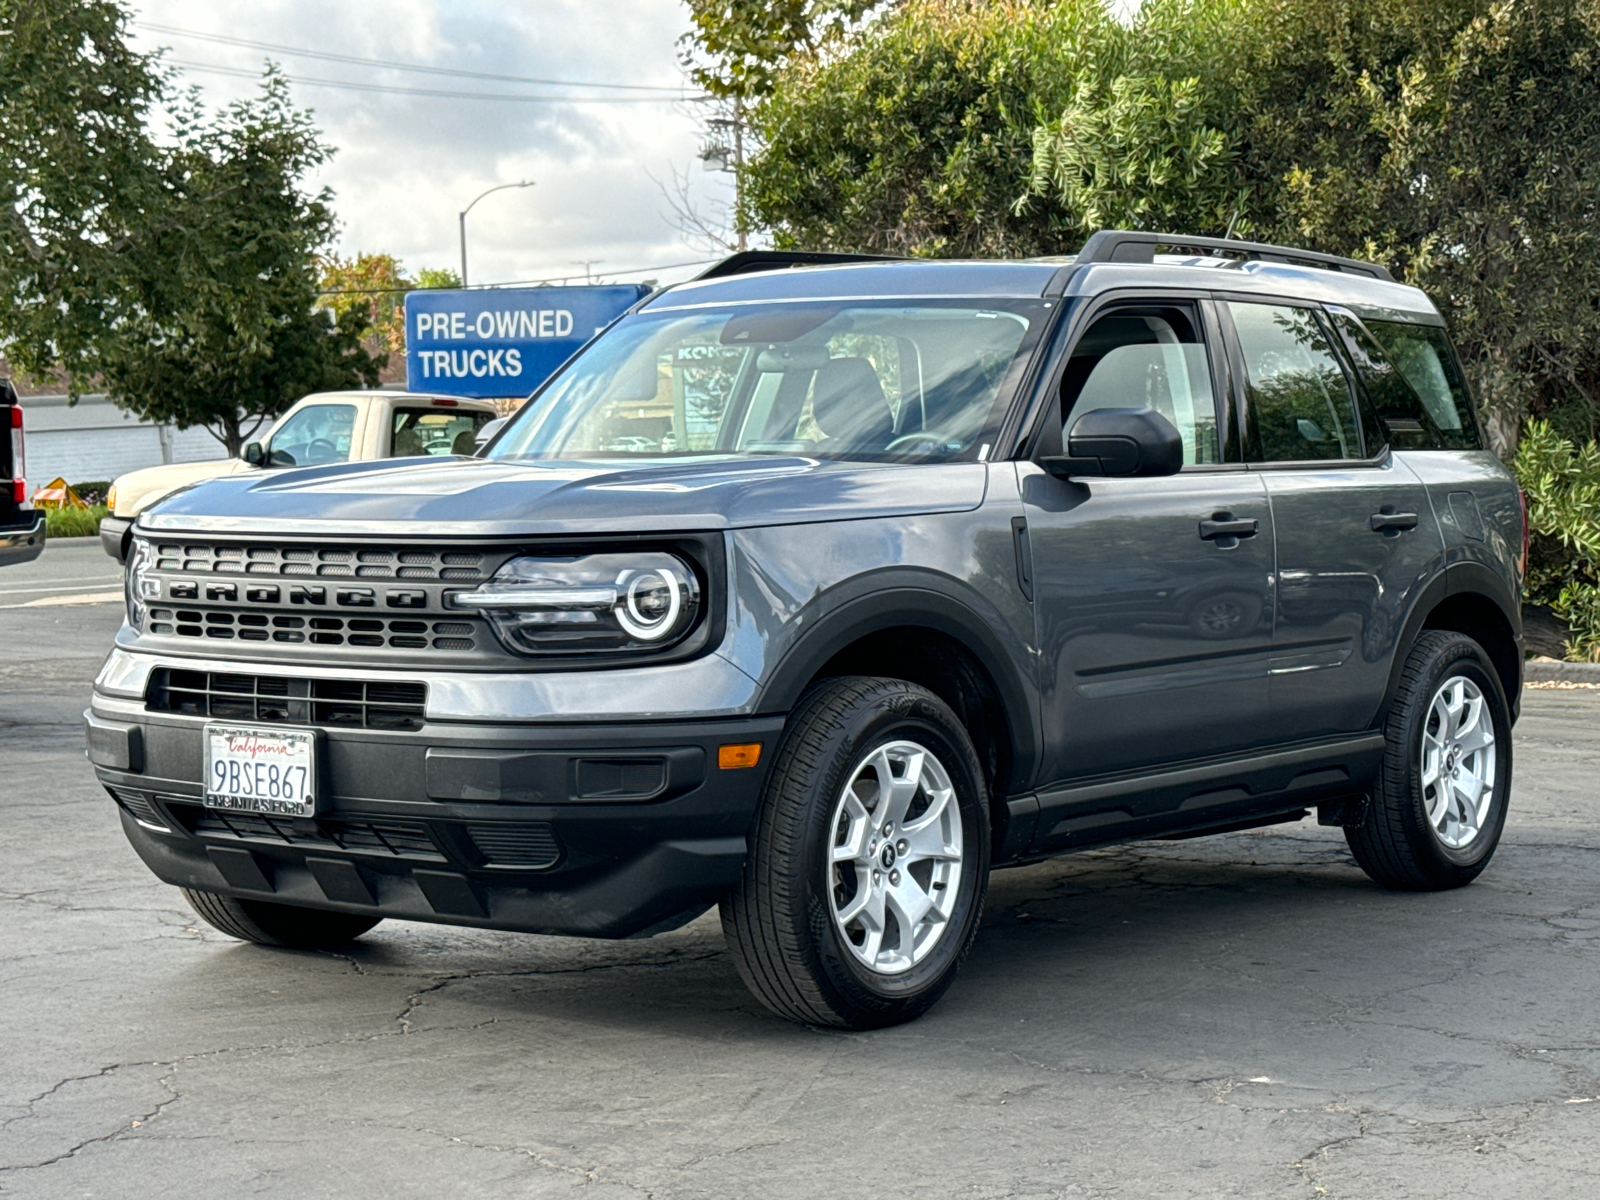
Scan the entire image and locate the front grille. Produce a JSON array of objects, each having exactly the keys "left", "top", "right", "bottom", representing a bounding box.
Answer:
[
  {"left": 148, "top": 669, "right": 427, "bottom": 731},
  {"left": 150, "top": 542, "right": 489, "bottom": 582},
  {"left": 107, "top": 786, "right": 170, "bottom": 830},
  {"left": 463, "top": 823, "right": 562, "bottom": 870},
  {"left": 170, "top": 802, "right": 446, "bottom": 862},
  {"left": 145, "top": 608, "right": 479, "bottom": 653}
]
